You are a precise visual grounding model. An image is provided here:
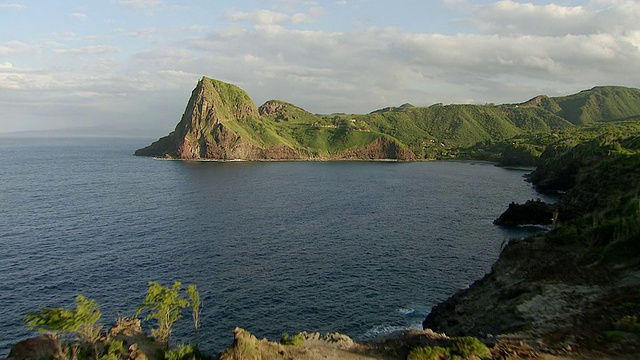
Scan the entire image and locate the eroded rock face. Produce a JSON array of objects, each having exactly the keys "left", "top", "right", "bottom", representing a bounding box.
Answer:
[
  {"left": 258, "top": 101, "right": 287, "bottom": 116},
  {"left": 422, "top": 236, "right": 609, "bottom": 346},
  {"left": 135, "top": 77, "right": 271, "bottom": 160}
]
